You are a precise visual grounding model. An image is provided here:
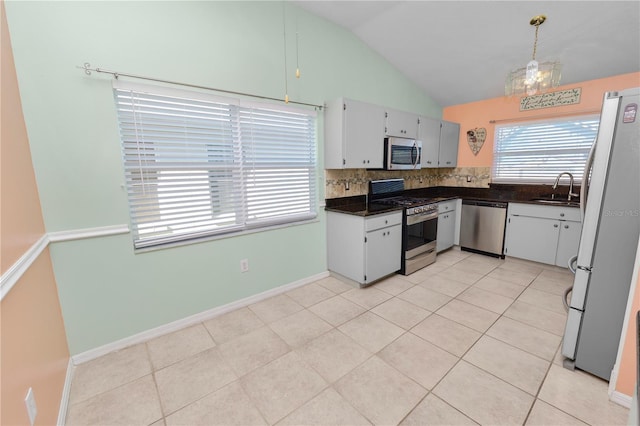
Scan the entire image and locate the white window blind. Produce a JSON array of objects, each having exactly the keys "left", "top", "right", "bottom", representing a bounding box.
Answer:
[
  {"left": 113, "top": 82, "right": 317, "bottom": 249},
  {"left": 492, "top": 116, "right": 600, "bottom": 184}
]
